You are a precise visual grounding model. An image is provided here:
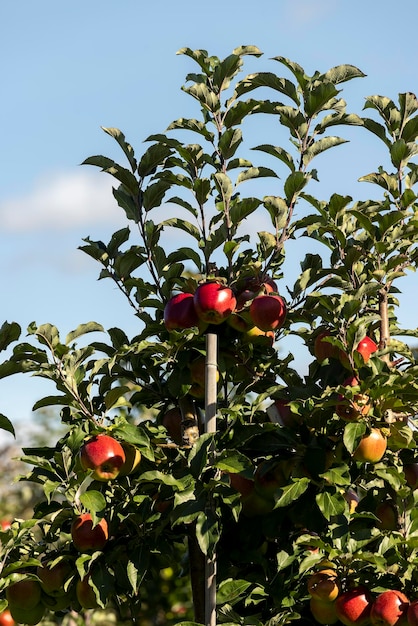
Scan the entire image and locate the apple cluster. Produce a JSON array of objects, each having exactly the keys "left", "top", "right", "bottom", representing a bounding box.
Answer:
[
  {"left": 1, "top": 433, "right": 144, "bottom": 624},
  {"left": 163, "top": 278, "right": 287, "bottom": 340},
  {"left": 307, "top": 567, "right": 418, "bottom": 626}
]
